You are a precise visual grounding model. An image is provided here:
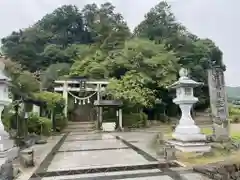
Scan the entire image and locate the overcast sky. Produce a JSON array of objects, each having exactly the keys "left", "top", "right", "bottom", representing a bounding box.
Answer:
[{"left": 0, "top": 0, "right": 239, "bottom": 86}]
